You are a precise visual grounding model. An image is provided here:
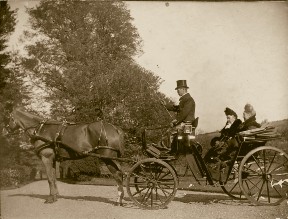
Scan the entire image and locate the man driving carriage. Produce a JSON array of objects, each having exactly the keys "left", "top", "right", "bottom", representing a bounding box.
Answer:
[
  {"left": 167, "top": 80, "right": 195, "bottom": 129},
  {"left": 156, "top": 80, "right": 196, "bottom": 154}
]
